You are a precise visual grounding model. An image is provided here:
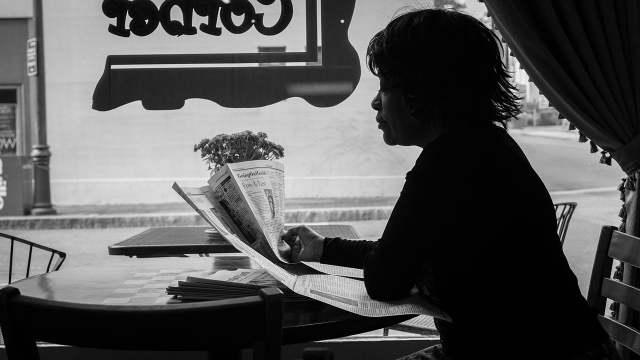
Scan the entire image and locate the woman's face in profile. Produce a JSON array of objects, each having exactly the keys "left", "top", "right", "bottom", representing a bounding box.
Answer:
[{"left": 371, "top": 76, "right": 428, "bottom": 147}]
